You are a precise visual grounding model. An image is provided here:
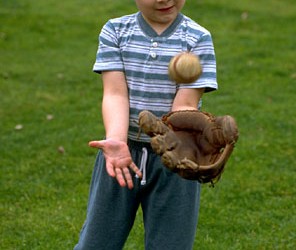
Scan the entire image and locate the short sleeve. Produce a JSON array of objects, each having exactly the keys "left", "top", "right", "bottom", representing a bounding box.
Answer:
[
  {"left": 179, "top": 32, "right": 218, "bottom": 92},
  {"left": 93, "top": 21, "right": 124, "bottom": 73}
]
